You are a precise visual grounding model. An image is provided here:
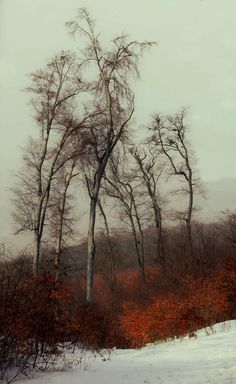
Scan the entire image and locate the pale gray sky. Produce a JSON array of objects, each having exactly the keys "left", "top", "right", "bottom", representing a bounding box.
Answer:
[{"left": 1, "top": 0, "right": 236, "bottom": 237}]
